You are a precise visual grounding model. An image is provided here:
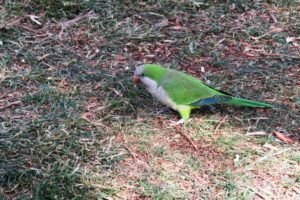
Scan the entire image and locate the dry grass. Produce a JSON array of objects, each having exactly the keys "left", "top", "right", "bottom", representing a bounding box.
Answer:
[{"left": 0, "top": 0, "right": 299, "bottom": 199}]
